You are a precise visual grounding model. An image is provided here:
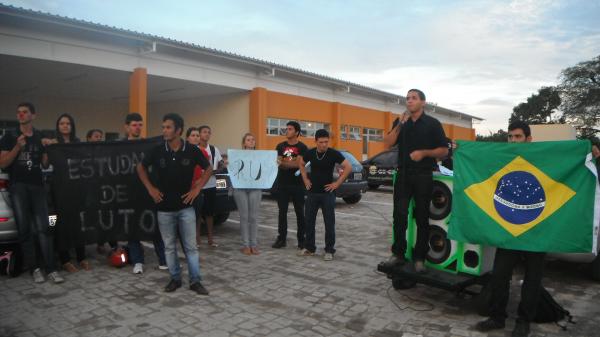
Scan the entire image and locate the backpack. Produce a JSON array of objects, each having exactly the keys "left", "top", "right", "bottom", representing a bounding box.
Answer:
[
  {"left": 519, "top": 286, "right": 575, "bottom": 330},
  {"left": 209, "top": 144, "right": 216, "bottom": 166}
]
